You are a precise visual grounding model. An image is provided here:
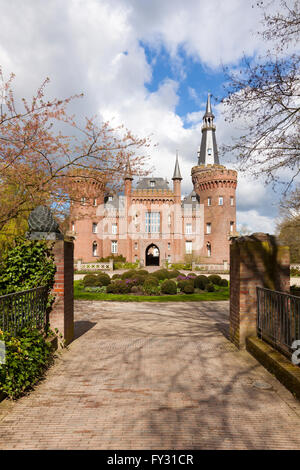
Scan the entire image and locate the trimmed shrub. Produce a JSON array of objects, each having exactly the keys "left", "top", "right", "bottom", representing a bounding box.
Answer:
[
  {"left": 194, "top": 275, "right": 209, "bottom": 290},
  {"left": 183, "top": 282, "right": 195, "bottom": 294},
  {"left": 220, "top": 278, "right": 228, "bottom": 287},
  {"left": 138, "top": 269, "right": 149, "bottom": 276},
  {"left": 83, "top": 274, "right": 98, "bottom": 287},
  {"left": 143, "top": 283, "right": 161, "bottom": 295},
  {"left": 96, "top": 273, "right": 111, "bottom": 286},
  {"left": 144, "top": 277, "right": 159, "bottom": 288},
  {"left": 206, "top": 282, "right": 215, "bottom": 292},
  {"left": 161, "top": 279, "right": 177, "bottom": 295},
  {"left": 107, "top": 279, "right": 131, "bottom": 294},
  {"left": 131, "top": 285, "right": 140, "bottom": 294},
  {"left": 168, "top": 269, "right": 181, "bottom": 278},
  {"left": 208, "top": 274, "right": 222, "bottom": 285},
  {"left": 121, "top": 269, "right": 138, "bottom": 279},
  {"left": 152, "top": 269, "right": 170, "bottom": 281},
  {"left": 111, "top": 274, "right": 121, "bottom": 280}
]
